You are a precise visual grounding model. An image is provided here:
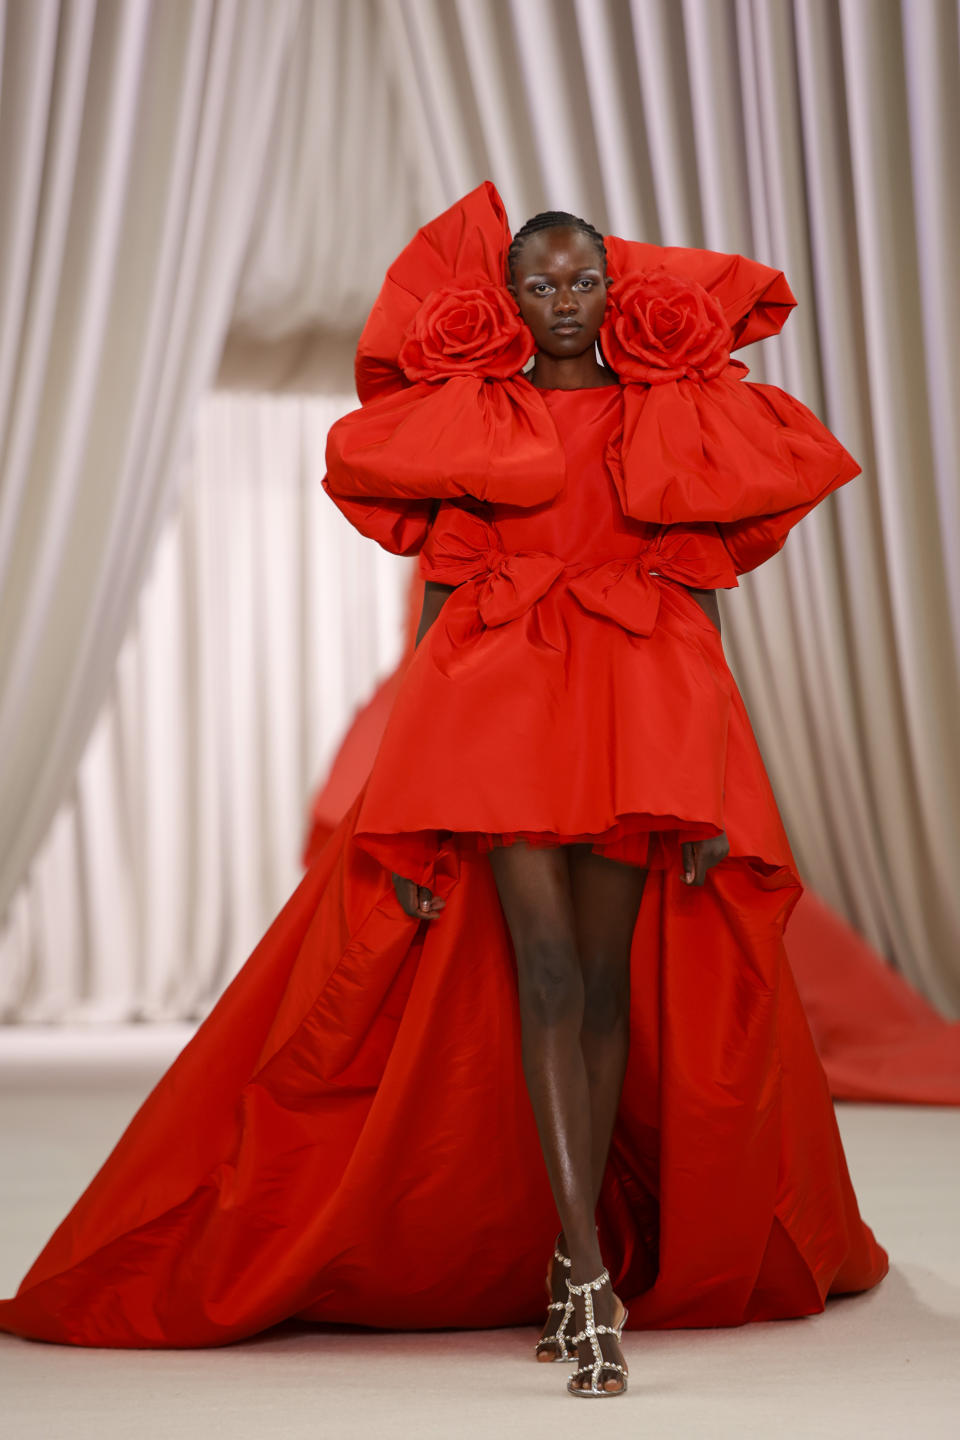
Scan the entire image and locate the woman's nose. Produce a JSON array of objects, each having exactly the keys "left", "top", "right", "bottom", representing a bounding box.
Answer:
[{"left": 553, "top": 292, "right": 579, "bottom": 314}]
